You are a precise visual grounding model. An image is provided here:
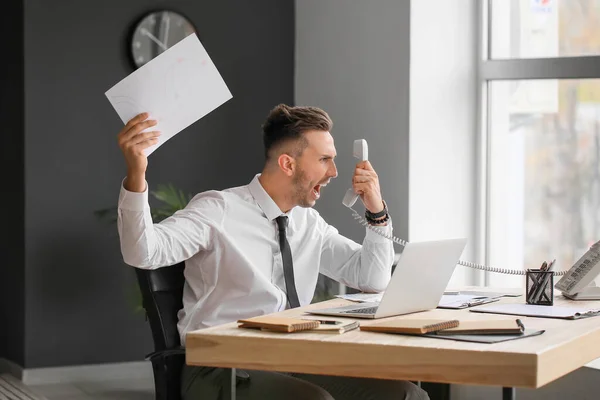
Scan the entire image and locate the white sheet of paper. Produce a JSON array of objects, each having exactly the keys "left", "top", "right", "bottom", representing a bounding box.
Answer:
[
  {"left": 335, "top": 293, "right": 383, "bottom": 303},
  {"left": 335, "top": 292, "right": 489, "bottom": 305},
  {"left": 105, "top": 33, "right": 232, "bottom": 156},
  {"left": 438, "top": 294, "right": 484, "bottom": 307},
  {"left": 472, "top": 303, "right": 600, "bottom": 319}
]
